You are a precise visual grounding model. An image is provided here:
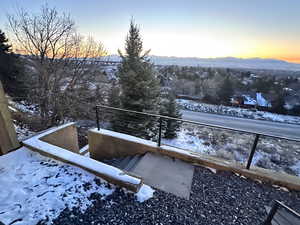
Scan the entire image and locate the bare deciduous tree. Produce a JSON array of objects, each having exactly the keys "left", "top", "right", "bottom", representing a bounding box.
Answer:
[{"left": 8, "top": 5, "right": 107, "bottom": 126}]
